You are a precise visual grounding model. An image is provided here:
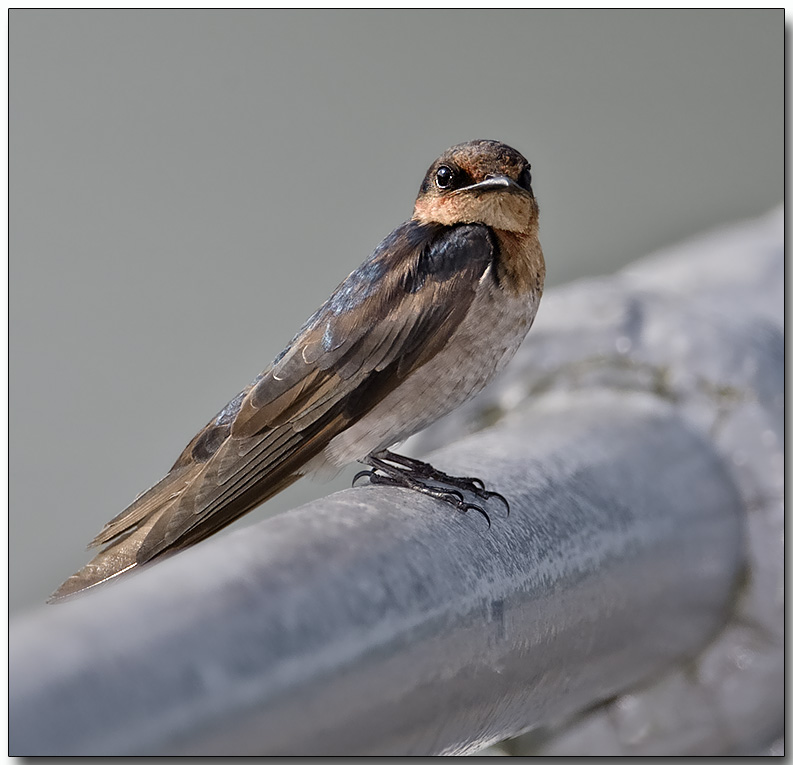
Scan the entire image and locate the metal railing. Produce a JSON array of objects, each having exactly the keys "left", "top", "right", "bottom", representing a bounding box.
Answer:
[{"left": 9, "top": 207, "right": 782, "bottom": 756}]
